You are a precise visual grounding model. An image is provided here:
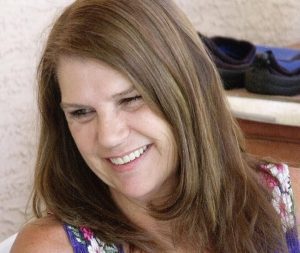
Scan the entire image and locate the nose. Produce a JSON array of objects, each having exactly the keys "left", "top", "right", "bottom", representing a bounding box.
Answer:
[{"left": 96, "top": 111, "right": 130, "bottom": 149}]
